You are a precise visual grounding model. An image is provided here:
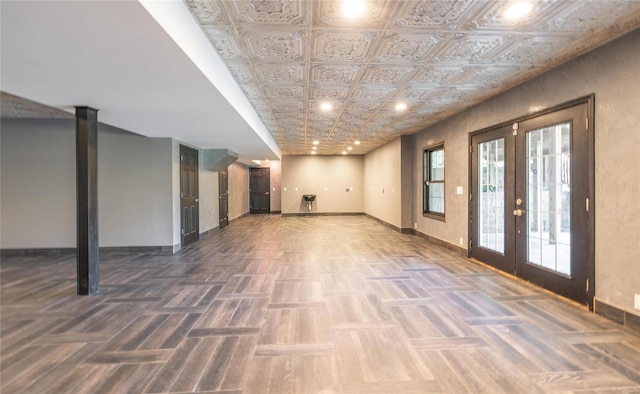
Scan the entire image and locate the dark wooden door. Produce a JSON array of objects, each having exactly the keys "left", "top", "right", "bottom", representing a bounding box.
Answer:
[
  {"left": 250, "top": 168, "right": 270, "bottom": 214},
  {"left": 219, "top": 169, "right": 229, "bottom": 229},
  {"left": 470, "top": 100, "right": 594, "bottom": 307},
  {"left": 180, "top": 145, "right": 199, "bottom": 247}
]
